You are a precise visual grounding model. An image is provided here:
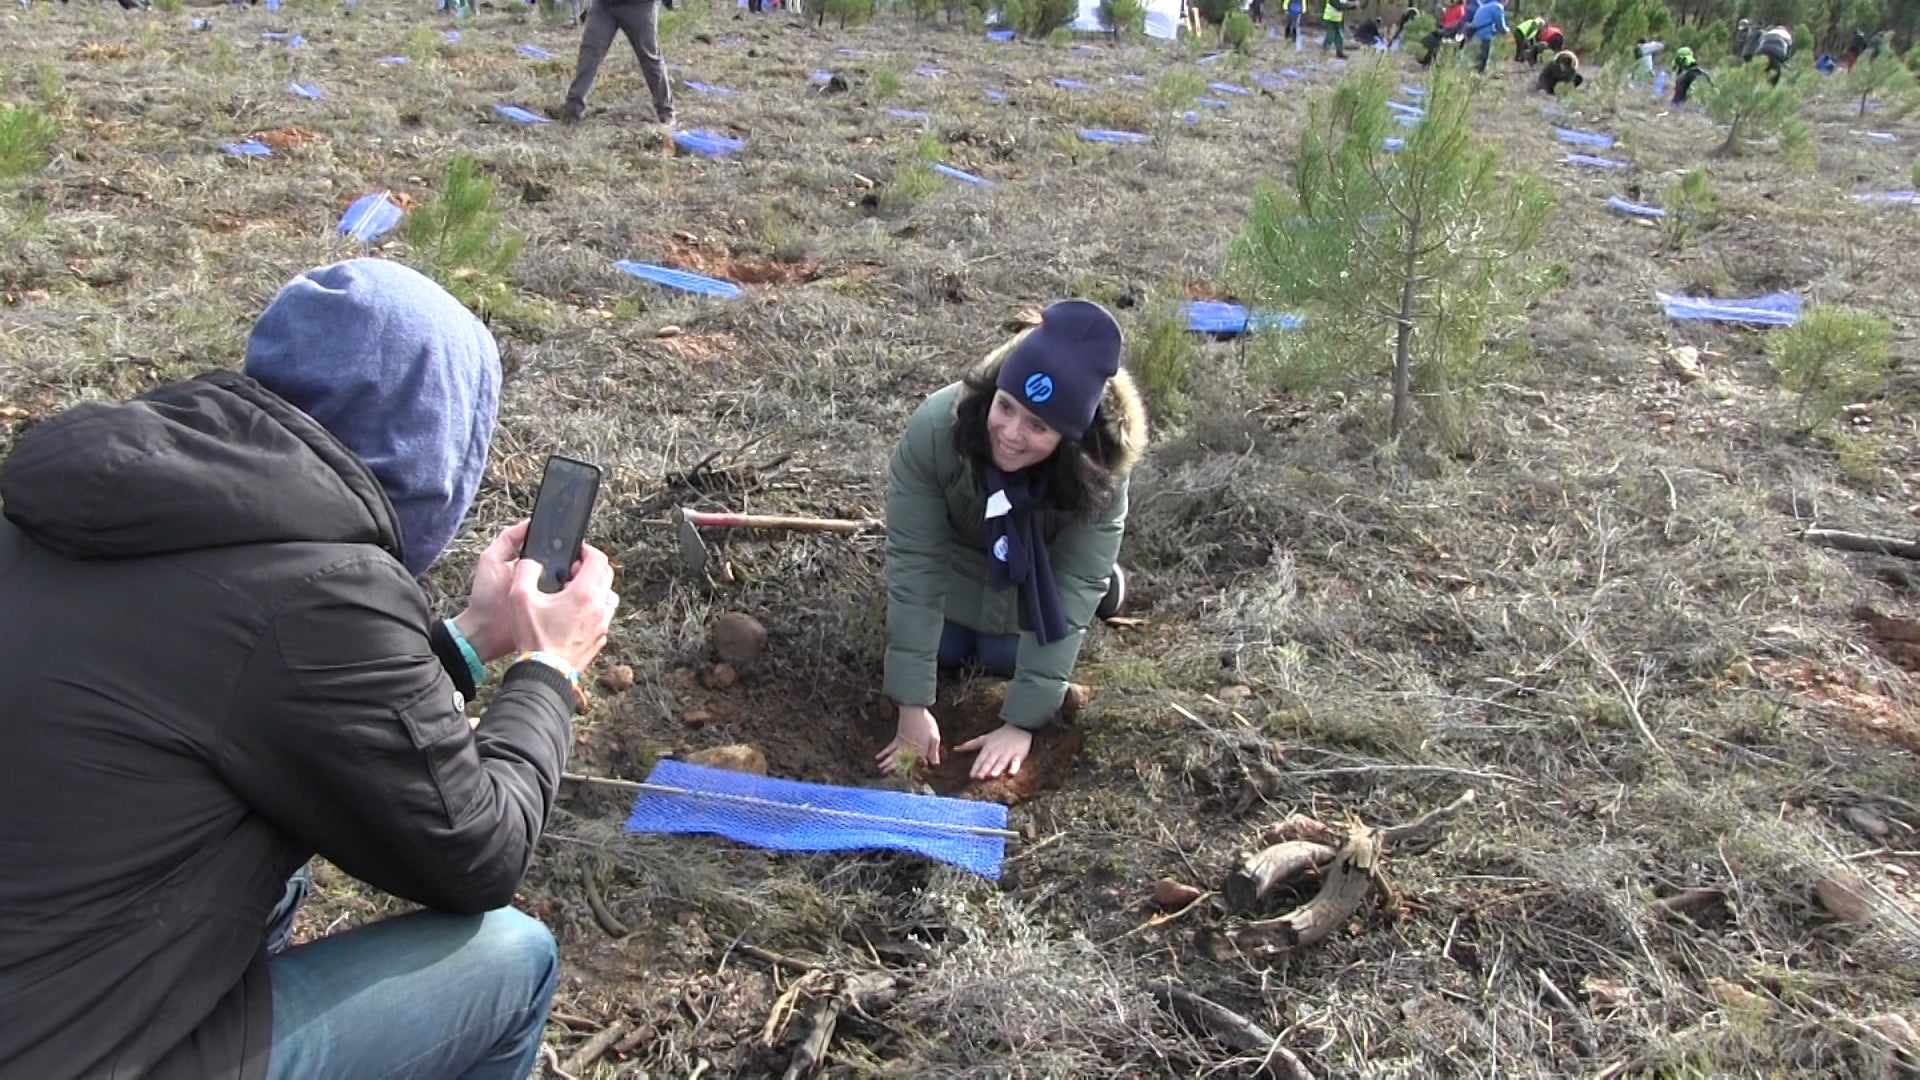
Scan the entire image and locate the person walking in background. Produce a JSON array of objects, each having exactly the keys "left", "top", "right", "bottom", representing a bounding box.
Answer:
[
  {"left": 550, "top": 0, "right": 675, "bottom": 126},
  {"left": 1285, "top": 0, "right": 1304, "bottom": 42},
  {"left": 1467, "top": 0, "right": 1506, "bottom": 72},
  {"left": 1388, "top": 3, "right": 1418, "bottom": 48},
  {"left": 1418, "top": 0, "right": 1467, "bottom": 65},
  {"left": 1512, "top": 15, "right": 1545, "bottom": 64},
  {"left": 1321, "top": 0, "right": 1357, "bottom": 59}
]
